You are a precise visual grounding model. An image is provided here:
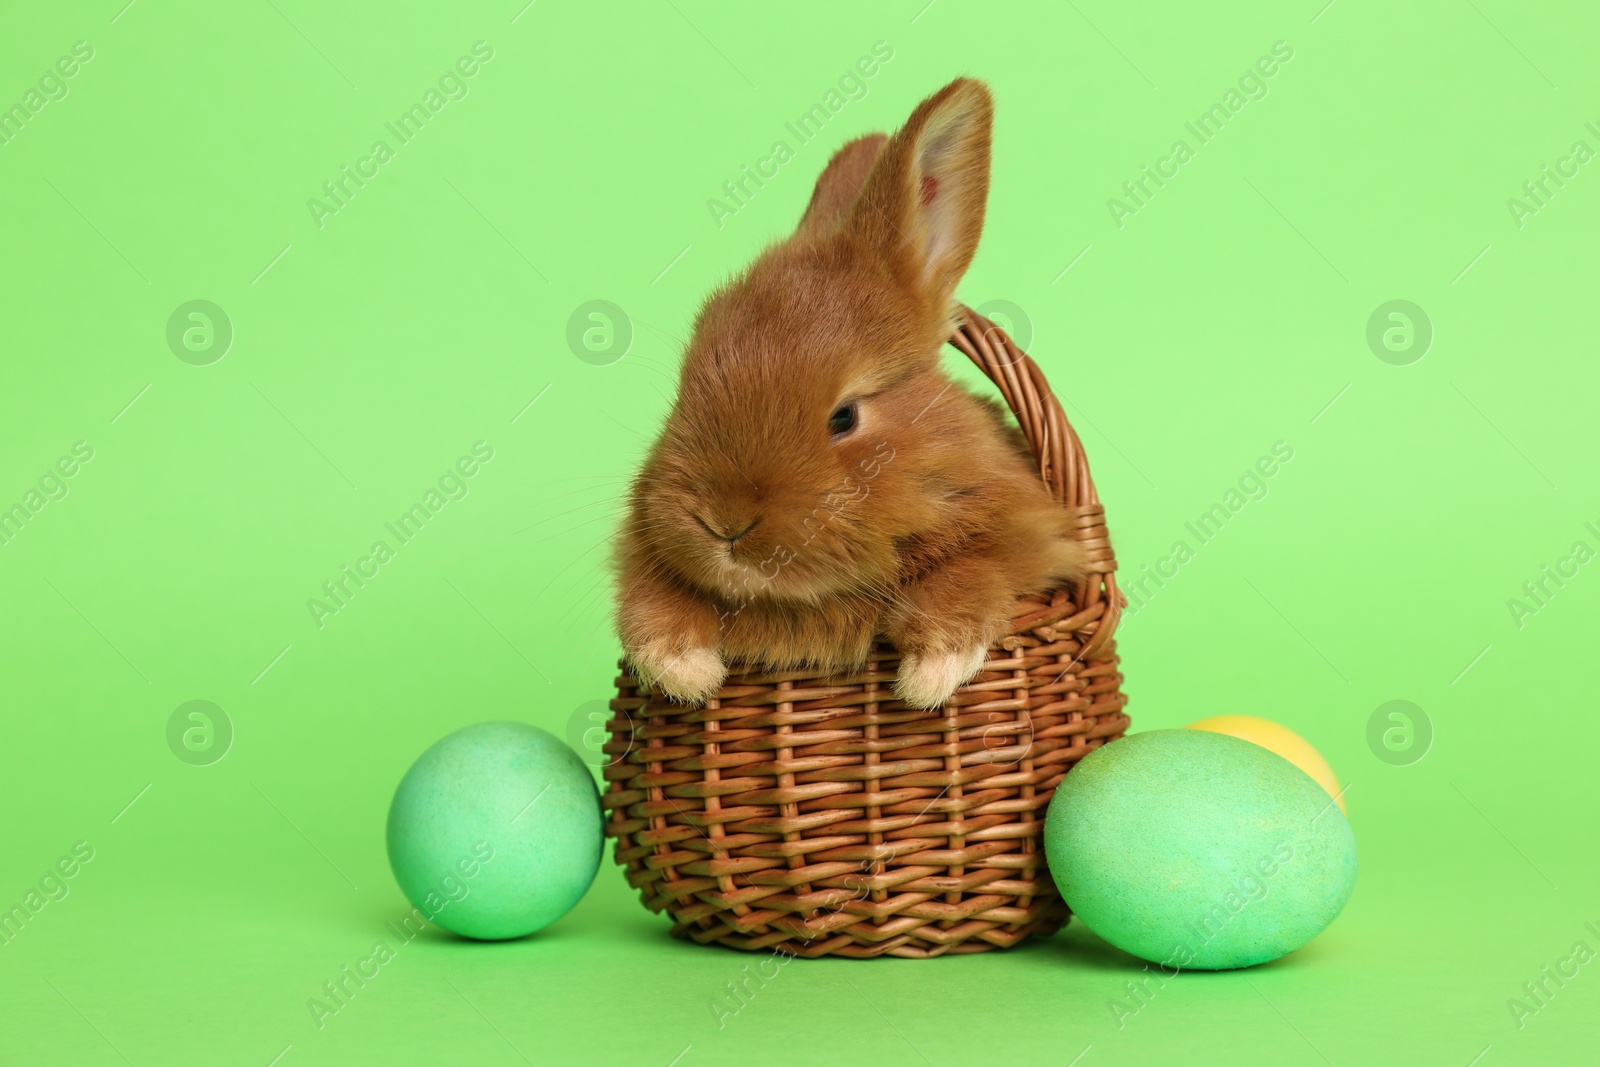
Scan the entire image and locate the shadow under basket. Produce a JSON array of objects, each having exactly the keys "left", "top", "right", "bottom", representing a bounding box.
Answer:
[{"left": 601, "top": 306, "right": 1129, "bottom": 959}]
